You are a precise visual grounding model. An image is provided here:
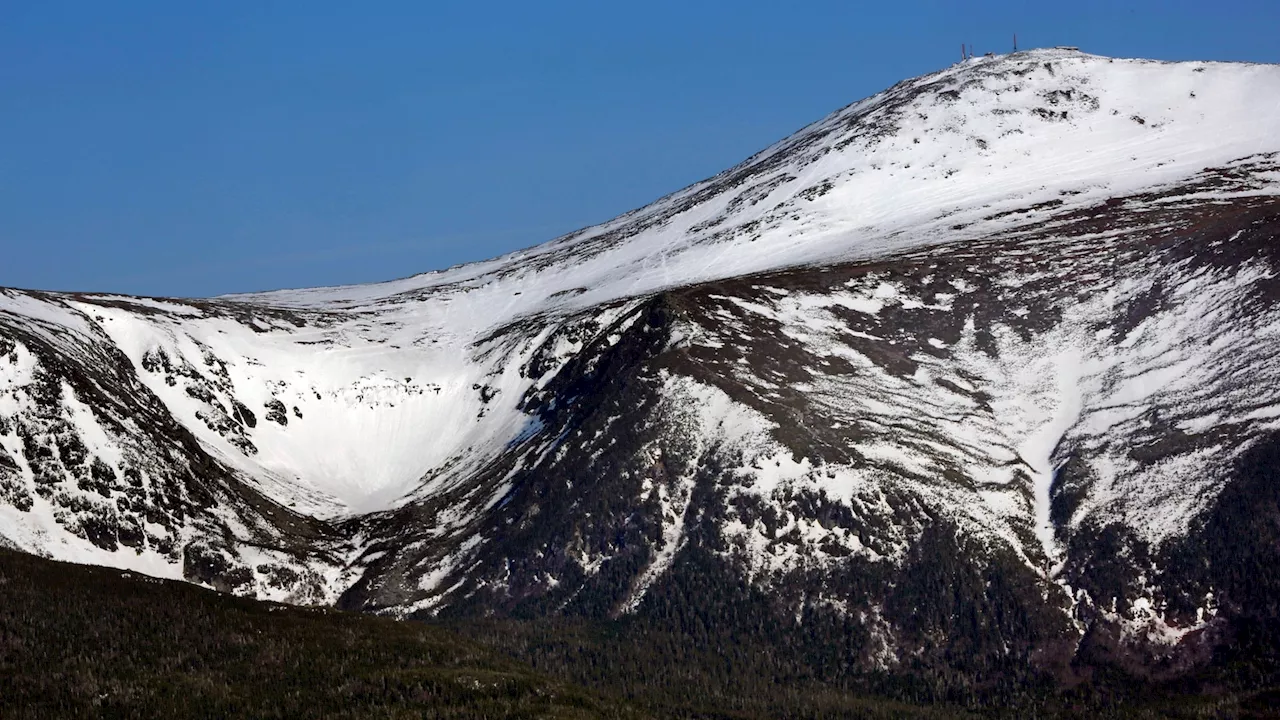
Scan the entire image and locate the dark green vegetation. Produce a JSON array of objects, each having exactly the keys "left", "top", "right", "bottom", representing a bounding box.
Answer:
[
  {"left": 3, "top": 547, "right": 1279, "bottom": 719},
  {"left": 0, "top": 548, "right": 640, "bottom": 719},
  {"left": 442, "top": 535, "right": 1280, "bottom": 719}
]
